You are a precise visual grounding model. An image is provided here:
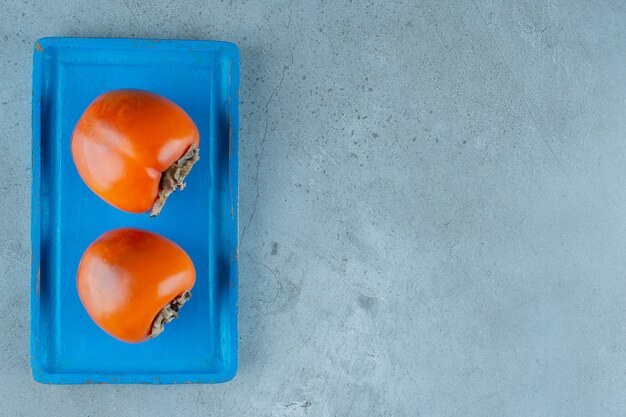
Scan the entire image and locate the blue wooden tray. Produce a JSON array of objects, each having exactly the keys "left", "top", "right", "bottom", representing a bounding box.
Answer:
[{"left": 31, "top": 37, "right": 239, "bottom": 384}]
